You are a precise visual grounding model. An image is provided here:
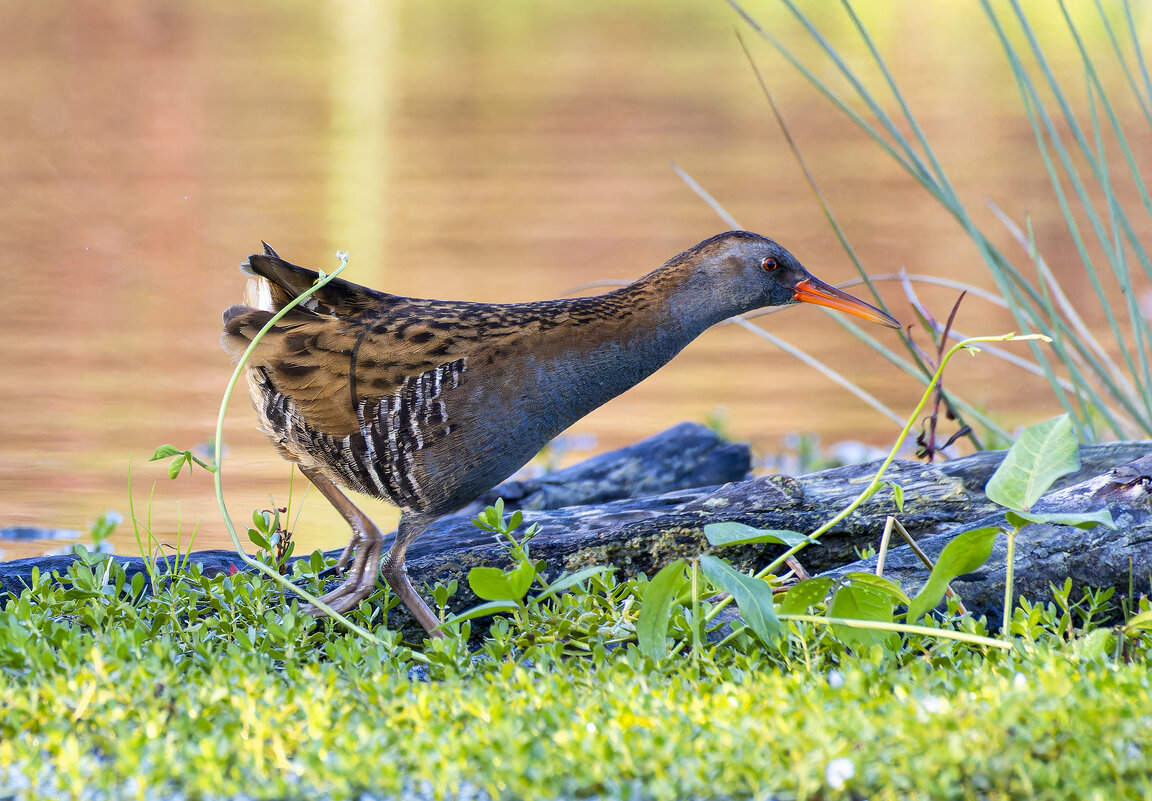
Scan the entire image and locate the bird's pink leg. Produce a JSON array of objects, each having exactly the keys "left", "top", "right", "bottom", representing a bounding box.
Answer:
[{"left": 298, "top": 467, "right": 443, "bottom": 637}]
